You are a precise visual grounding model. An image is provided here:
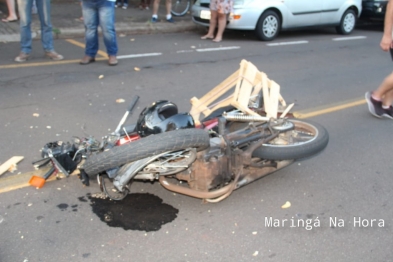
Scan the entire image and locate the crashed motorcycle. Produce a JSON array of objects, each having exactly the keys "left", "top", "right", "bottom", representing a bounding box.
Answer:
[{"left": 78, "top": 60, "right": 329, "bottom": 202}]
